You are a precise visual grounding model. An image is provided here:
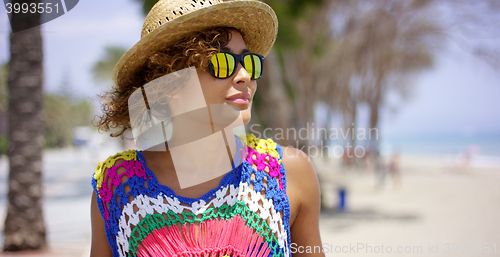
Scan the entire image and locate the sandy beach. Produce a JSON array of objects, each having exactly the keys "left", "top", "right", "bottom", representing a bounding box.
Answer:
[
  {"left": 0, "top": 149, "right": 499, "bottom": 256},
  {"left": 315, "top": 155, "right": 500, "bottom": 257}
]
